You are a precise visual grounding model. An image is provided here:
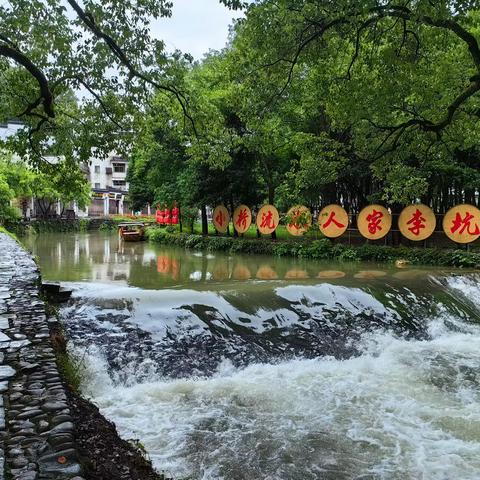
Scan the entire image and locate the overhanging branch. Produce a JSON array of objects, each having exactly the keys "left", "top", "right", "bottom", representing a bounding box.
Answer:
[
  {"left": 0, "top": 43, "right": 55, "bottom": 118},
  {"left": 263, "top": 4, "right": 480, "bottom": 148},
  {"left": 66, "top": 0, "right": 197, "bottom": 136}
]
